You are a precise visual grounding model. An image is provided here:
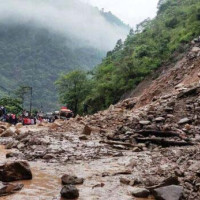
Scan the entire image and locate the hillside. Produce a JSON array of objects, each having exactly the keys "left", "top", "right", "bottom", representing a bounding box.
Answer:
[
  {"left": 0, "top": 0, "right": 129, "bottom": 111},
  {"left": 68, "top": 0, "right": 200, "bottom": 114}
]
